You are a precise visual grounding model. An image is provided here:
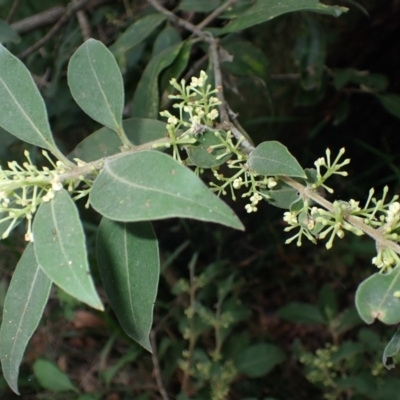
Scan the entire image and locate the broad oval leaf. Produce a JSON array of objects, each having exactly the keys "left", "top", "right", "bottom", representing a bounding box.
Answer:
[
  {"left": 69, "top": 118, "right": 167, "bottom": 162},
  {"left": 132, "top": 42, "right": 183, "bottom": 119},
  {"left": 0, "top": 44, "right": 56, "bottom": 150},
  {"left": 90, "top": 151, "right": 244, "bottom": 230},
  {"left": 33, "top": 359, "right": 79, "bottom": 393},
  {"left": 264, "top": 181, "right": 300, "bottom": 209},
  {"left": 68, "top": 39, "right": 124, "bottom": 133},
  {"left": 0, "top": 243, "right": 52, "bottom": 395},
  {"left": 186, "top": 130, "right": 232, "bottom": 168},
  {"left": 33, "top": 189, "right": 104, "bottom": 310},
  {"left": 220, "top": 1, "right": 348, "bottom": 34},
  {"left": 234, "top": 343, "right": 285, "bottom": 378},
  {"left": 355, "top": 266, "right": 400, "bottom": 324},
  {"left": 248, "top": 141, "right": 306, "bottom": 178},
  {"left": 277, "top": 302, "right": 326, "bottom": 324},
  {"left": 97, "top": 218, "right": 159, "bottom": 351}
]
